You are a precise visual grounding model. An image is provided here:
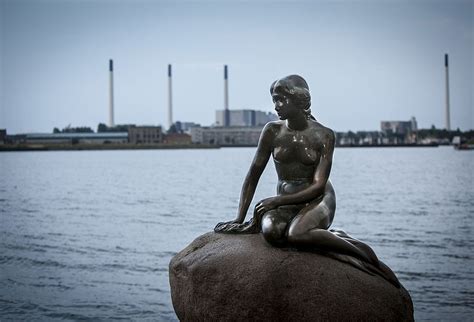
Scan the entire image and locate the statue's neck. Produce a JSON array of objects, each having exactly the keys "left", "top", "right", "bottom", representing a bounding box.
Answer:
[{"left": 286, "top": 114, "right": 308, "bottom": 131}]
